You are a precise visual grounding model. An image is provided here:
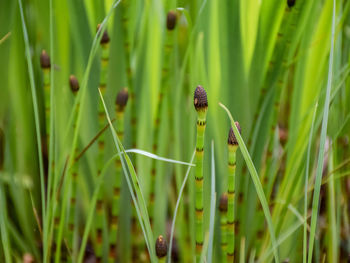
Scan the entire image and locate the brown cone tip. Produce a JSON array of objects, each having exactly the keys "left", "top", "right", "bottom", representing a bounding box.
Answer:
[
  {"left": 287, "top": 0, "right": 296, "bottom": 7},
  {"left": 69, "top": 75, "right": 80, "bottom": 93},
  {"left": 228, "top": 122, "right": 241, "bottom": 145},
  {"left": 155, "top": 235, "right": 168, "bottom": 258},
  {"left": 166, "top": 11, "right": 177, "bottom": 30},
  {"left": 40, "top": 50, "right": 51, "bottom": 69},
  {"left": 193, "top": 85, "right": 208, "bottom": 111},
  {"left": 116, "top": 88, "right": 129, "bottom": 111},
  {"left": 97, "top": 24, "right": 110, "bottom": 44},
  {"left": 219, "top": 193, "right": 228, "bottom": 212}
]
